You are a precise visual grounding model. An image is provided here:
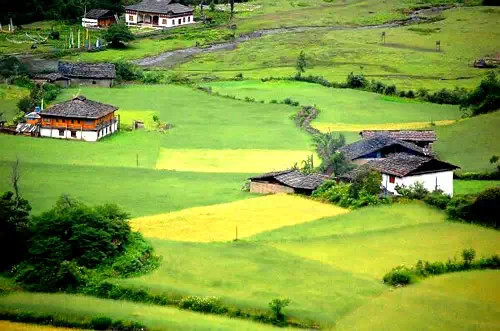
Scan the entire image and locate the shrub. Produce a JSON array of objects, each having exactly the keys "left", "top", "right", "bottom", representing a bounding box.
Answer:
[
  {"left": 406, "top": 90, "right": 415, "bottom": 98},
  {"left": 395, "top": 181, "right": 428, "bottom": 200},
  {"left": 141, "top": 71, "right": 164, "bottom": 84},
  {"left": 349, "top": 168, "right": 382, "bottom": 198},
  {"left": 426, "top": 87, "right": 467, "bottom": 105},
  {"left": 179, "top": 296, "right": 228, "bottom": 314},
  {"left": 244, "top": 96, "right": 255, "bottom": 102},
  {"left": 446, "top": 194, "right": 475, "bottom": 221},
  {"left": 384, "top": 84, "right": 396, "bottom": 95},
  {"left": 469, "top": 187, "right": 500, "bottom": 228},
  {"left": 115, "top": 61, "right": 143, "bottom": 82},
  {"left": 461, "top": 72, "right": 500, "bottom": 115},
  {"left": 91, "top": 317, "right": 113, "bottom": 330},
  {"left": 282, "top": 97, "right": 300, "bottom": 106},
  {"left": 17, "top": 97, "right": 34, "bottom": 113},
  {"left": 423, "top": 190, "right": 451, "bottom": 209},
  {"left": 49, "top": 31, "right": 60, "bottom": 40},
  {"left": 0, "top": 56, "right": 28, "bottom": 79},
  {"left": 346, "top": 72, "right": 367, "bottom": 88},
  {"left": 369, "top": 80, "right": 386, "bottom": 94},
  {"left": 269, "top": 298, "right": 290, "bottom": 323},
  {"left": 462, "top": 248, "right": 476, "bottom": 266},
  {"left": 383, "top": 265, "right": 414, "bottom": 286}
]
